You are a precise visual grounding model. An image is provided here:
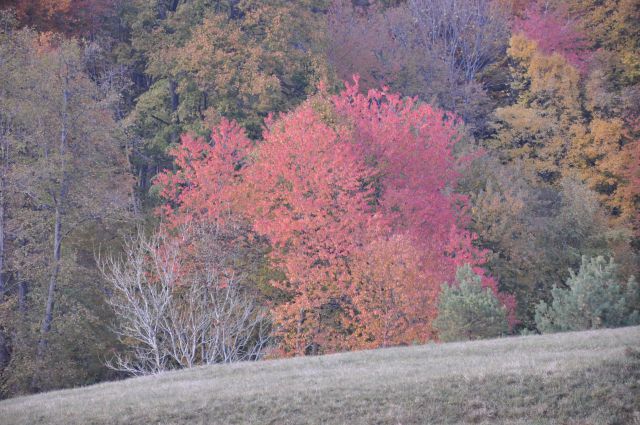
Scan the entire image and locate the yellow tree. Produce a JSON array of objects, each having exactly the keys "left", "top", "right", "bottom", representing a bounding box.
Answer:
[
  {"left": 490, "top": 33, "right": 583, "bottom": 182},
  {"left": 491, "top": 4, "right": 639, "bottom": 224}
]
